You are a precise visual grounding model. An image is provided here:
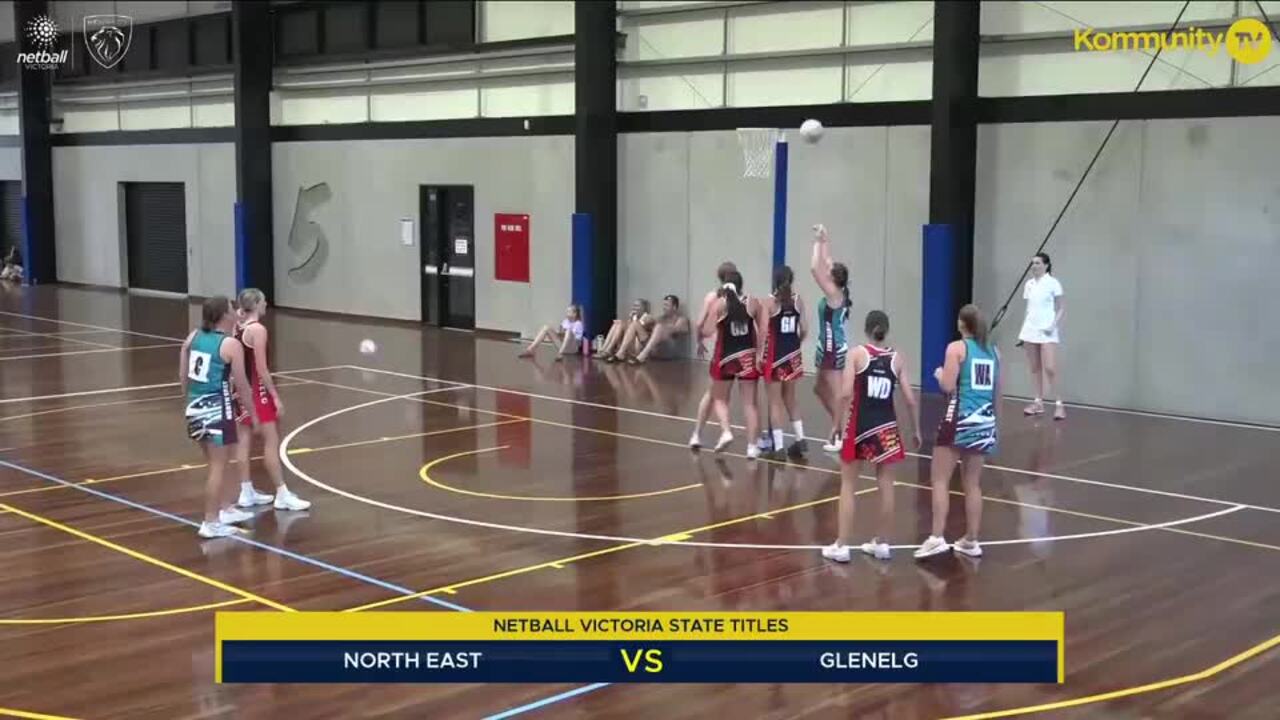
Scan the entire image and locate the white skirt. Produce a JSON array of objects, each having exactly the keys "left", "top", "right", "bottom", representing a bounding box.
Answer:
[{"left": 1018, "top": 318, "right": 1060, "bottom": 344}]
